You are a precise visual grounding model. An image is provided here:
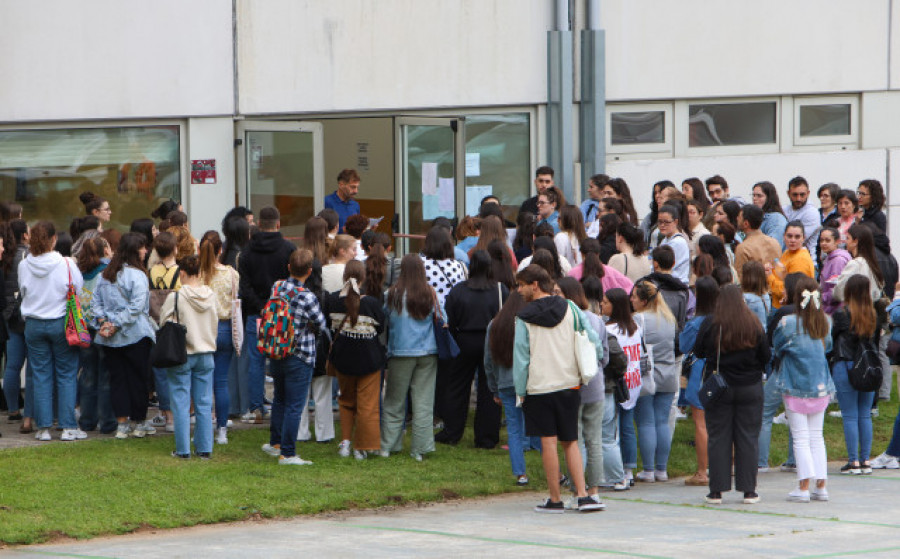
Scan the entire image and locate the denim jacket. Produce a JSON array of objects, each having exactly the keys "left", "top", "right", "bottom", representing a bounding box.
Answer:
[
  {"left": 385, "top": 296, "right": 444, "bottom": 358},
  {"left": 90, "top": 266, "right": 157, "bottom": 348},
  {"left": 743, "top": 292, "right": 771, "bottom": 332},
  {"left": 772, "top": 314, "right": 834, "bottom": 398}
]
